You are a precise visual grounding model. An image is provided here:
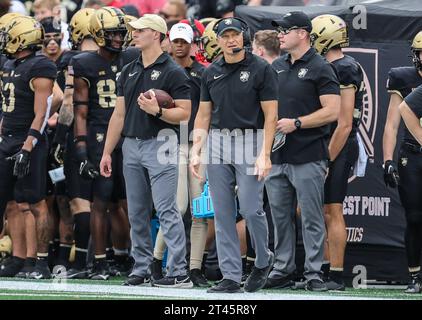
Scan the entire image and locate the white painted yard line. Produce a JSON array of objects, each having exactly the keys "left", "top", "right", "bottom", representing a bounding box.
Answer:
[{"left": 0, "top": 281, "right": 383, "bottom": 300}]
